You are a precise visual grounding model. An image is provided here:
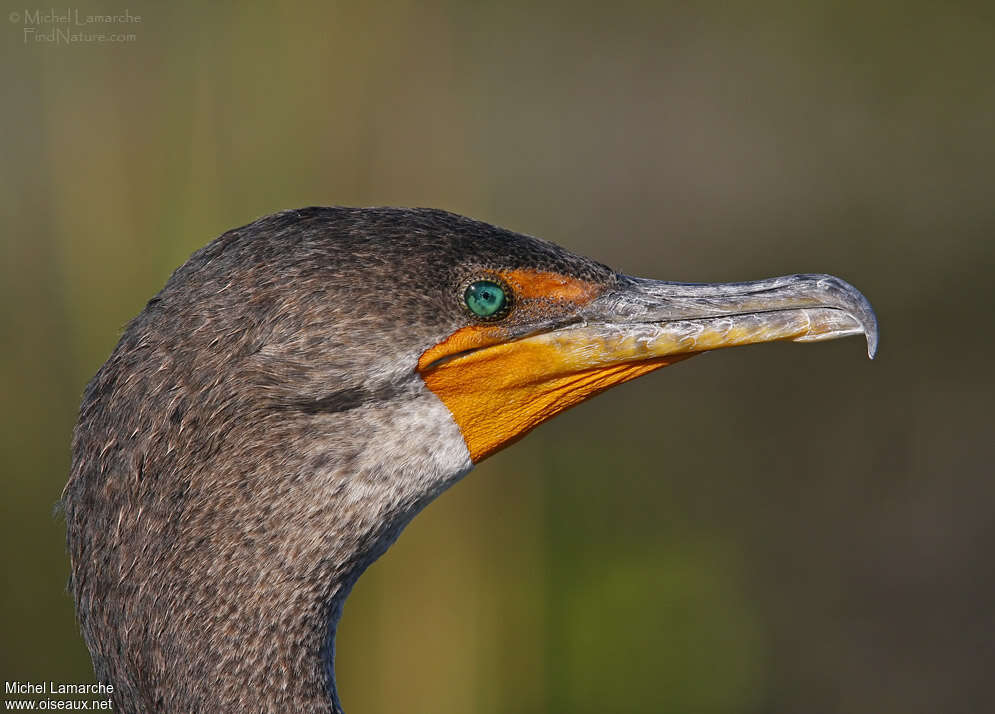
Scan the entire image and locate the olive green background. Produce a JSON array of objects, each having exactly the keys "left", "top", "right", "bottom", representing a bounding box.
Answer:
[{"left": 2, "top": 2, "right": 993, "bottom": 713}]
